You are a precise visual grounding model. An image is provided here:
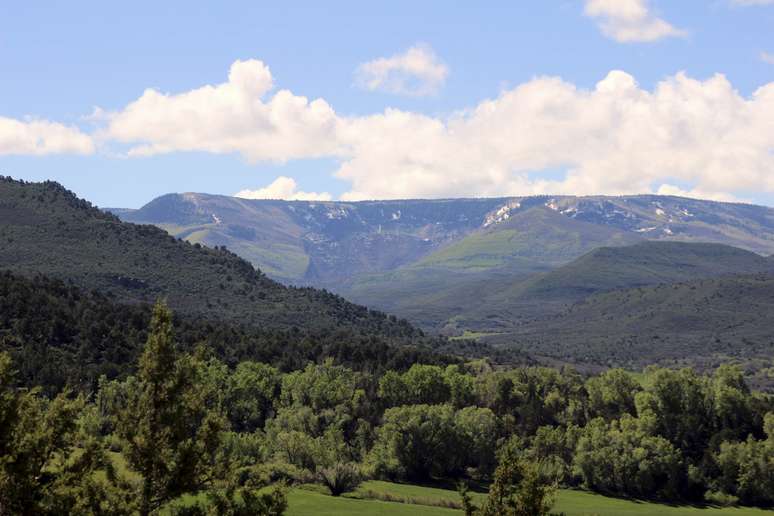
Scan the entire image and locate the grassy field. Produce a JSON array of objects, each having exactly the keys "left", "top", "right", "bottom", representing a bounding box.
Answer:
[
  {"left": 448, "top": 330, "right": 503, "bottom": 341},
  {"left": 283, "top": 481, "right": 774, "bottom": 516},
  {"left": 287, "top": 489, "right": 455, "bottom": 515}
]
